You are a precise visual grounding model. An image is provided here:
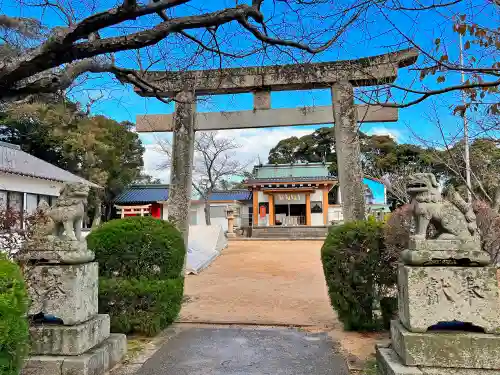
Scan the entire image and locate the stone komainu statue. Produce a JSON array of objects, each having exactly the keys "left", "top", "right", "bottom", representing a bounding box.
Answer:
[
  {"left": 407, "top": 173, "right": 477, "bottom": 240},
  {"left": 43, "top": 182, "right": 89, "bottom": 241}
]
